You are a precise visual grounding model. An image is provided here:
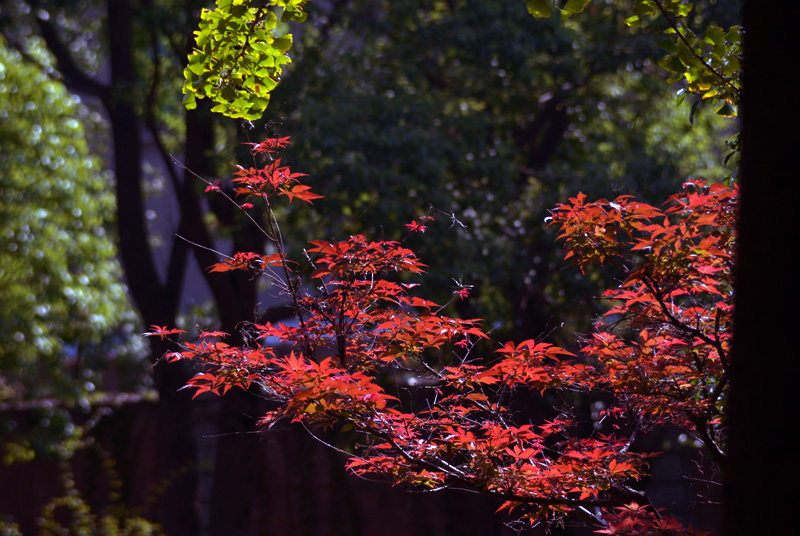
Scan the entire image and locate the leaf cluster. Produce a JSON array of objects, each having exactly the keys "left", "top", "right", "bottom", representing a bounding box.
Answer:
[
  {"left": 0, "top": 38, "right": 144, "bottom": 408},
  {"left": 551, "top": 181, "right": 735, "bottom": 464},
  {"left": 153, "top": 140, "right": 735, "bottom": 534},
  {"left": 626, "top": 1, "right": 741, "bottom": 118},
  {"left": 527, "top": 0, "right": 741, "bottom": 120},
  {"left": 182, "top": 0, "right": 308, "bottom": 120}
]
